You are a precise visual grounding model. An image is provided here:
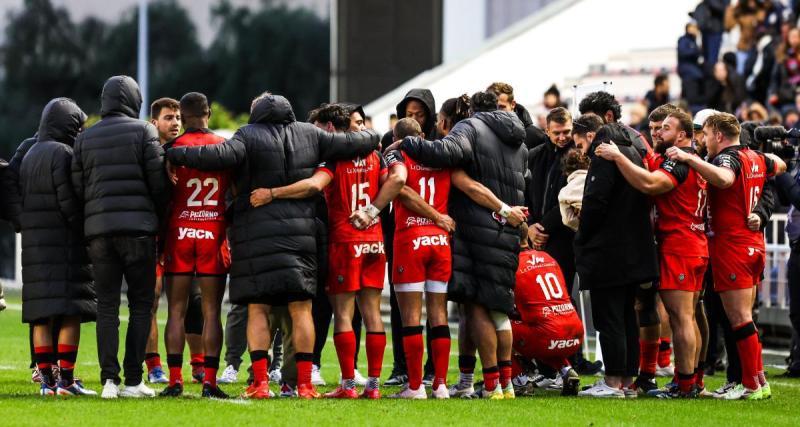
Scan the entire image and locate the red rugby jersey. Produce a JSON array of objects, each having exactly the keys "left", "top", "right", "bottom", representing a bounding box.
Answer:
[{"left": 385, "top": 150, "right": 451, "bottom": 237}]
